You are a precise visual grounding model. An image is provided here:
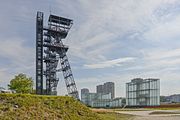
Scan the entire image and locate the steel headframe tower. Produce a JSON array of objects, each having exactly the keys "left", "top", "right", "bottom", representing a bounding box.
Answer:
[{"left": 36, "top": 11, "right": 79, "bottom": 99}]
